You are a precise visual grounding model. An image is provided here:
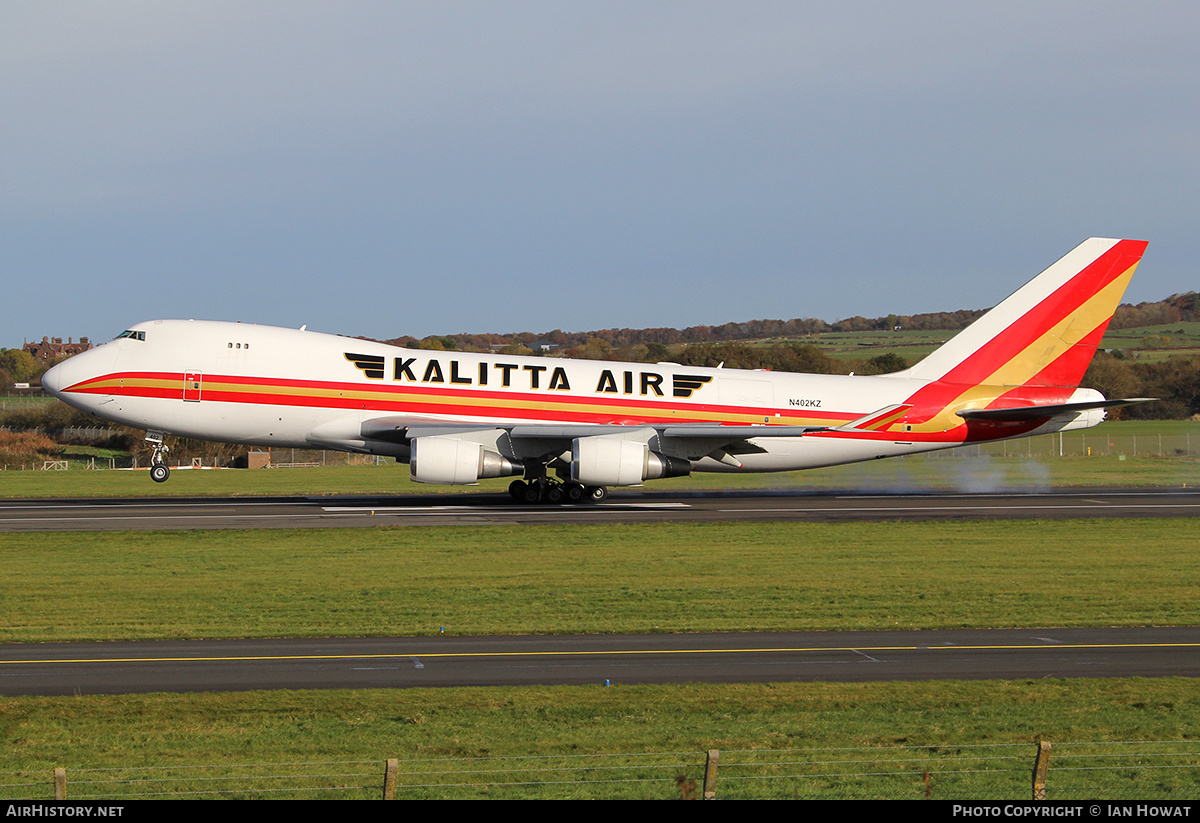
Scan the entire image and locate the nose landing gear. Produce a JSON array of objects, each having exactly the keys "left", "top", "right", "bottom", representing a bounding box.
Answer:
[{"left": 145, "top": 431, "right": 171, "bottom": 483}]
